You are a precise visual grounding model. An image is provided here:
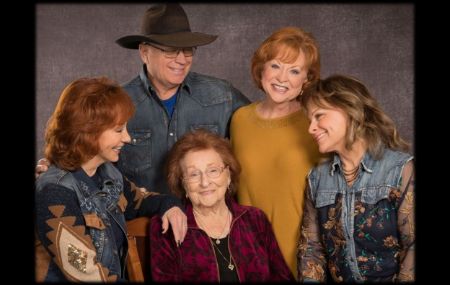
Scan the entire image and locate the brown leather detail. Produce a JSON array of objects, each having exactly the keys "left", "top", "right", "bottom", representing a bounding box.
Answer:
[
  {"left": 107, "top": 274, "right": 118, "bottom": 282},
  {"left": 83, "top": 213, "right": 106, "bottom": 230},
  {"left": 51, "top": 221, "right": 116, "bottom": 281},
  {"left": 117, "top": 193, "right": 128, "bottom": 212},
  {"left": 48, "top": 205, "right": 65, "bottom": 218},
  {"left": 35, "top": 238, "right": 51, "bottom": 282},
  {"left": 42, "top": 209, "right": 118, "bottom": 281},
  {"left": 46, "top": 216, "right": 76, "bottom": 230},
  {"left": 126, "top": 177, "right": 159, "bottom": 210},
  {"left": 72, "top": 225, "right": 88, "bottom": 236}
]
